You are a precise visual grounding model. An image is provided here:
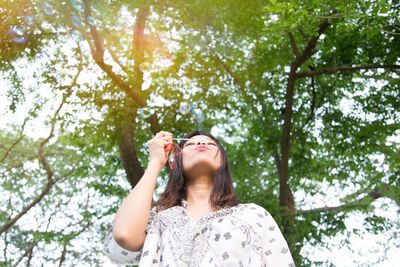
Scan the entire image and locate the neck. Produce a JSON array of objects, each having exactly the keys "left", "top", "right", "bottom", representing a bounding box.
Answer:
[{"left": 186, "top": 175, "right": 213, "bottom": 206}]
